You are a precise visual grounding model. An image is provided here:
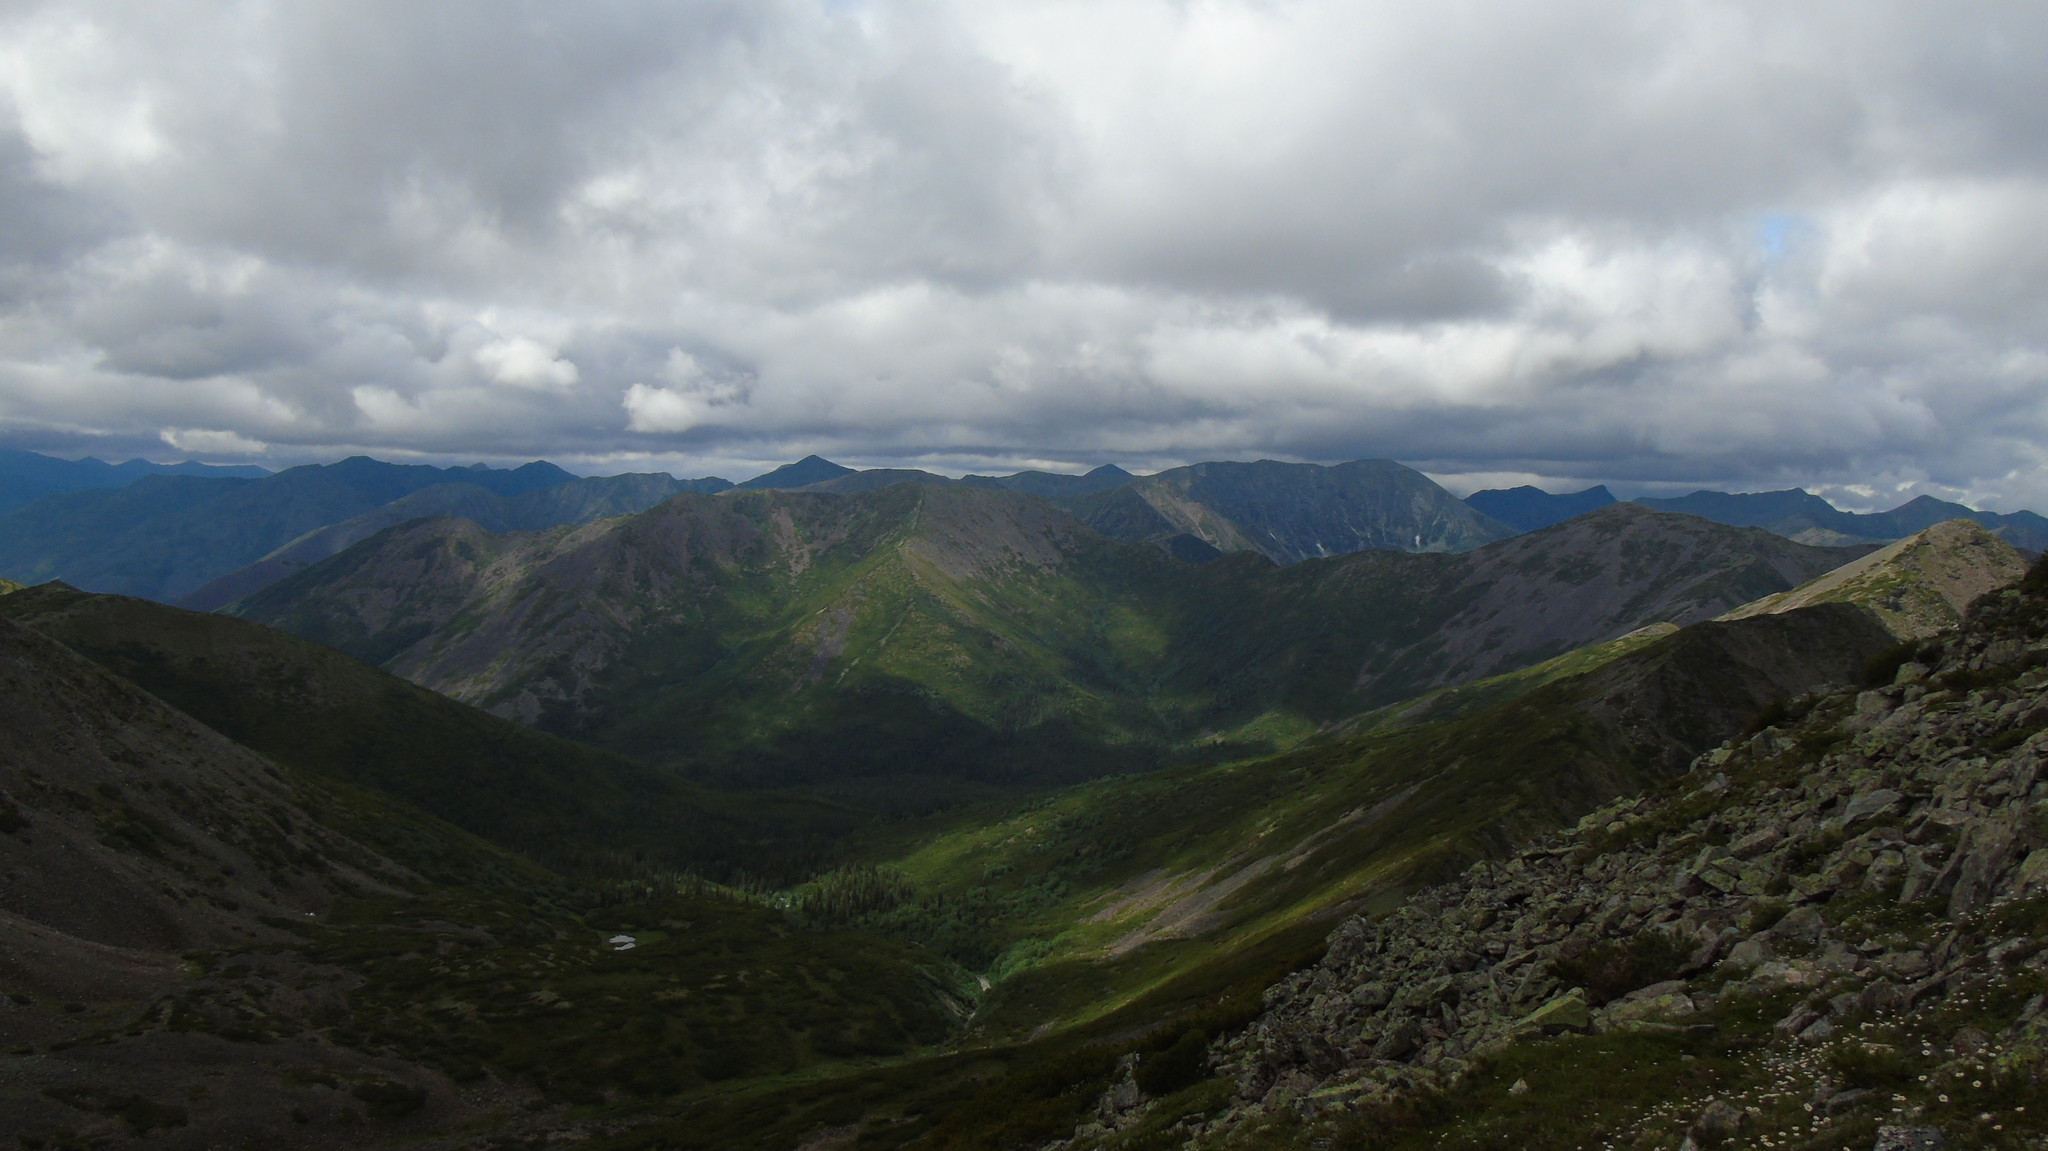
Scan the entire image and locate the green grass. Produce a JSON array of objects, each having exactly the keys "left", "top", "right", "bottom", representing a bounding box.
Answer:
[
  {"left": 822, "top": 654, "right": 1672, "bottom": 1041},
  {"left": 156, "top": 887, "right": 970, "bottom": 1106}
]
